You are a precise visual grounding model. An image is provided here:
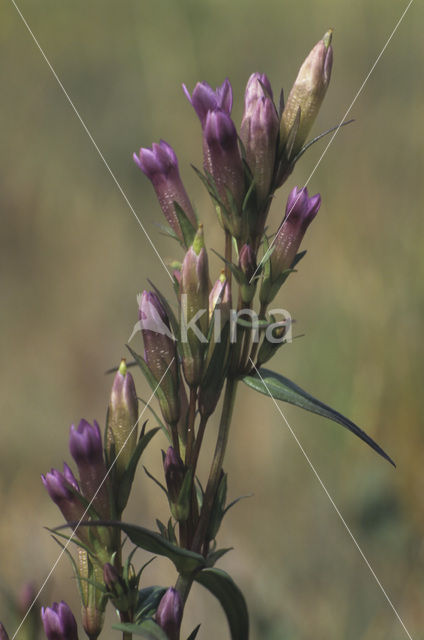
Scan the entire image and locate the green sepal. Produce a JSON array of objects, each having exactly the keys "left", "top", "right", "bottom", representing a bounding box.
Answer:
[
  {"left": 157, "top": 223, "right": 180, "bottom": 243},
  {"left": 143, "top": 466, "right": 168, "bottom": 495},
  {"left": 117, "top": 425, "right": 160, "bottom": 514},
  {"left": 242, "top": 368, "right": 395, "bottom": 466},
  {"left": 206, "top": 473, "right": 227, "bottom": 542},
  {"left": 135, "top": 586, "right": 167, "bottom": 621},
  {"left": 205, "top": 547, "right": 233, "bottom": 568},
  {"left": 138, "top": 397, "right": 170, "bottom": 441},
  {"left": 194, "top": 568, "right": 249, "bottom": 640},
  {"left": 173, "top": 201, "right": 197, "bottom": 249},
  {"left": 113, "top": 621, "right": 168, "bottom": 640},
  {"left": 292, "top": 119, "right": 354, "bottom": 164},
  {"left": 126, "top": 345, "right": 175, "bottom": 425},
  {"left": 170, "top": 469, "right": 192, "bottom": 522}
]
